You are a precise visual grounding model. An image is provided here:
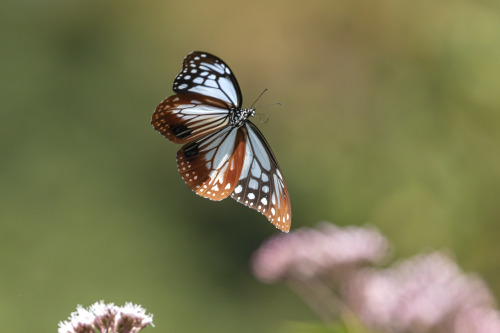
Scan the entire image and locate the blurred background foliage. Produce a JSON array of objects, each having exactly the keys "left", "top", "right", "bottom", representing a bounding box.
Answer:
[{"left": 1, "top": 0, "right": 500, "bottom": 332}]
